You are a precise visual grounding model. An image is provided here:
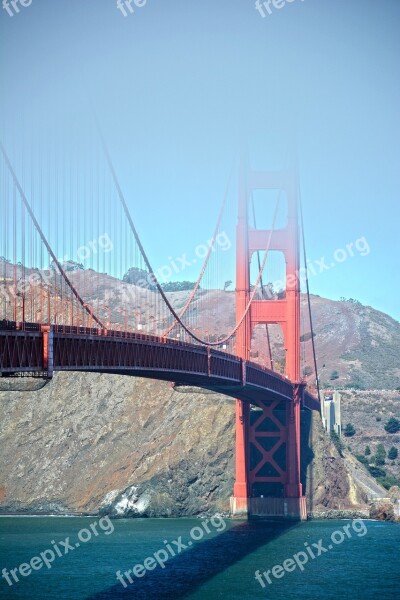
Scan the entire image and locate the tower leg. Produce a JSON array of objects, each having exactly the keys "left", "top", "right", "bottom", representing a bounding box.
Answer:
[
  {"left": 231, "top": 400, "right": 250, "bottom": 517},
  {"left": 284, "top": 395, "right": 306, "bottom": 519},
  {"left": 285, "top": 397, "right": 302, "bottom": 498}
]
